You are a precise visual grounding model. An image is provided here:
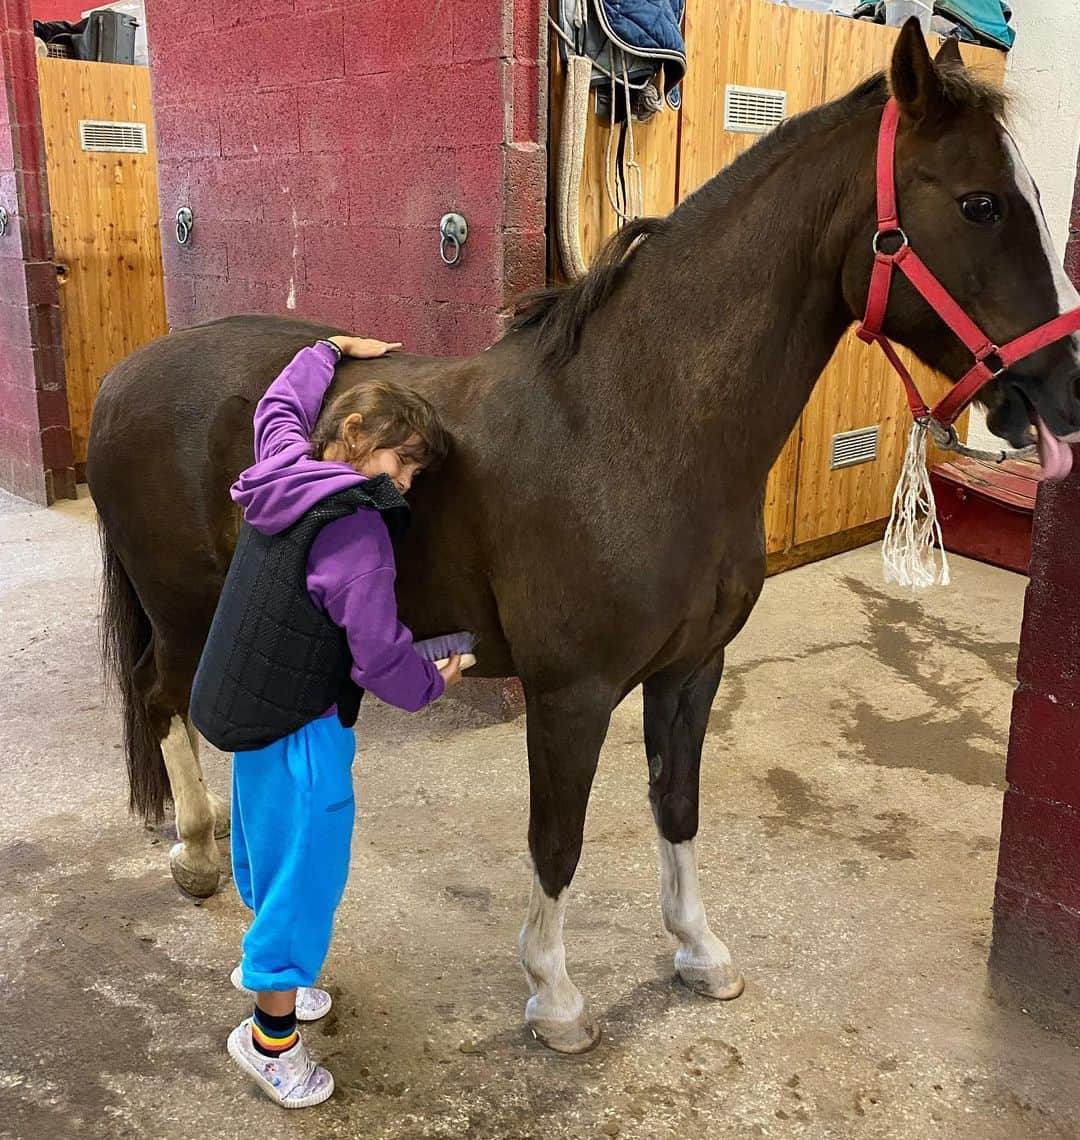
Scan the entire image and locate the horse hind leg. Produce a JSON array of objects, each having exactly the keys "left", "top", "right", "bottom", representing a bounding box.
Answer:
[
  {"left": 644, "top": 657, "right": 744, "bottom": 1000},
  {"left": 99, "top": 521, "right": 223, "bottom": 894},
  {"left": 518, "top": 683, "right": 614, "bottom": 1054},
  {"left": 158, "top": 717, "right": 221, "bottom": 897},
  {"left": 182, "top": 716, "right": 230, "bottom": 840},
  {"left": 146, "top": 641, "right": 222, "bottom": 898}
]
